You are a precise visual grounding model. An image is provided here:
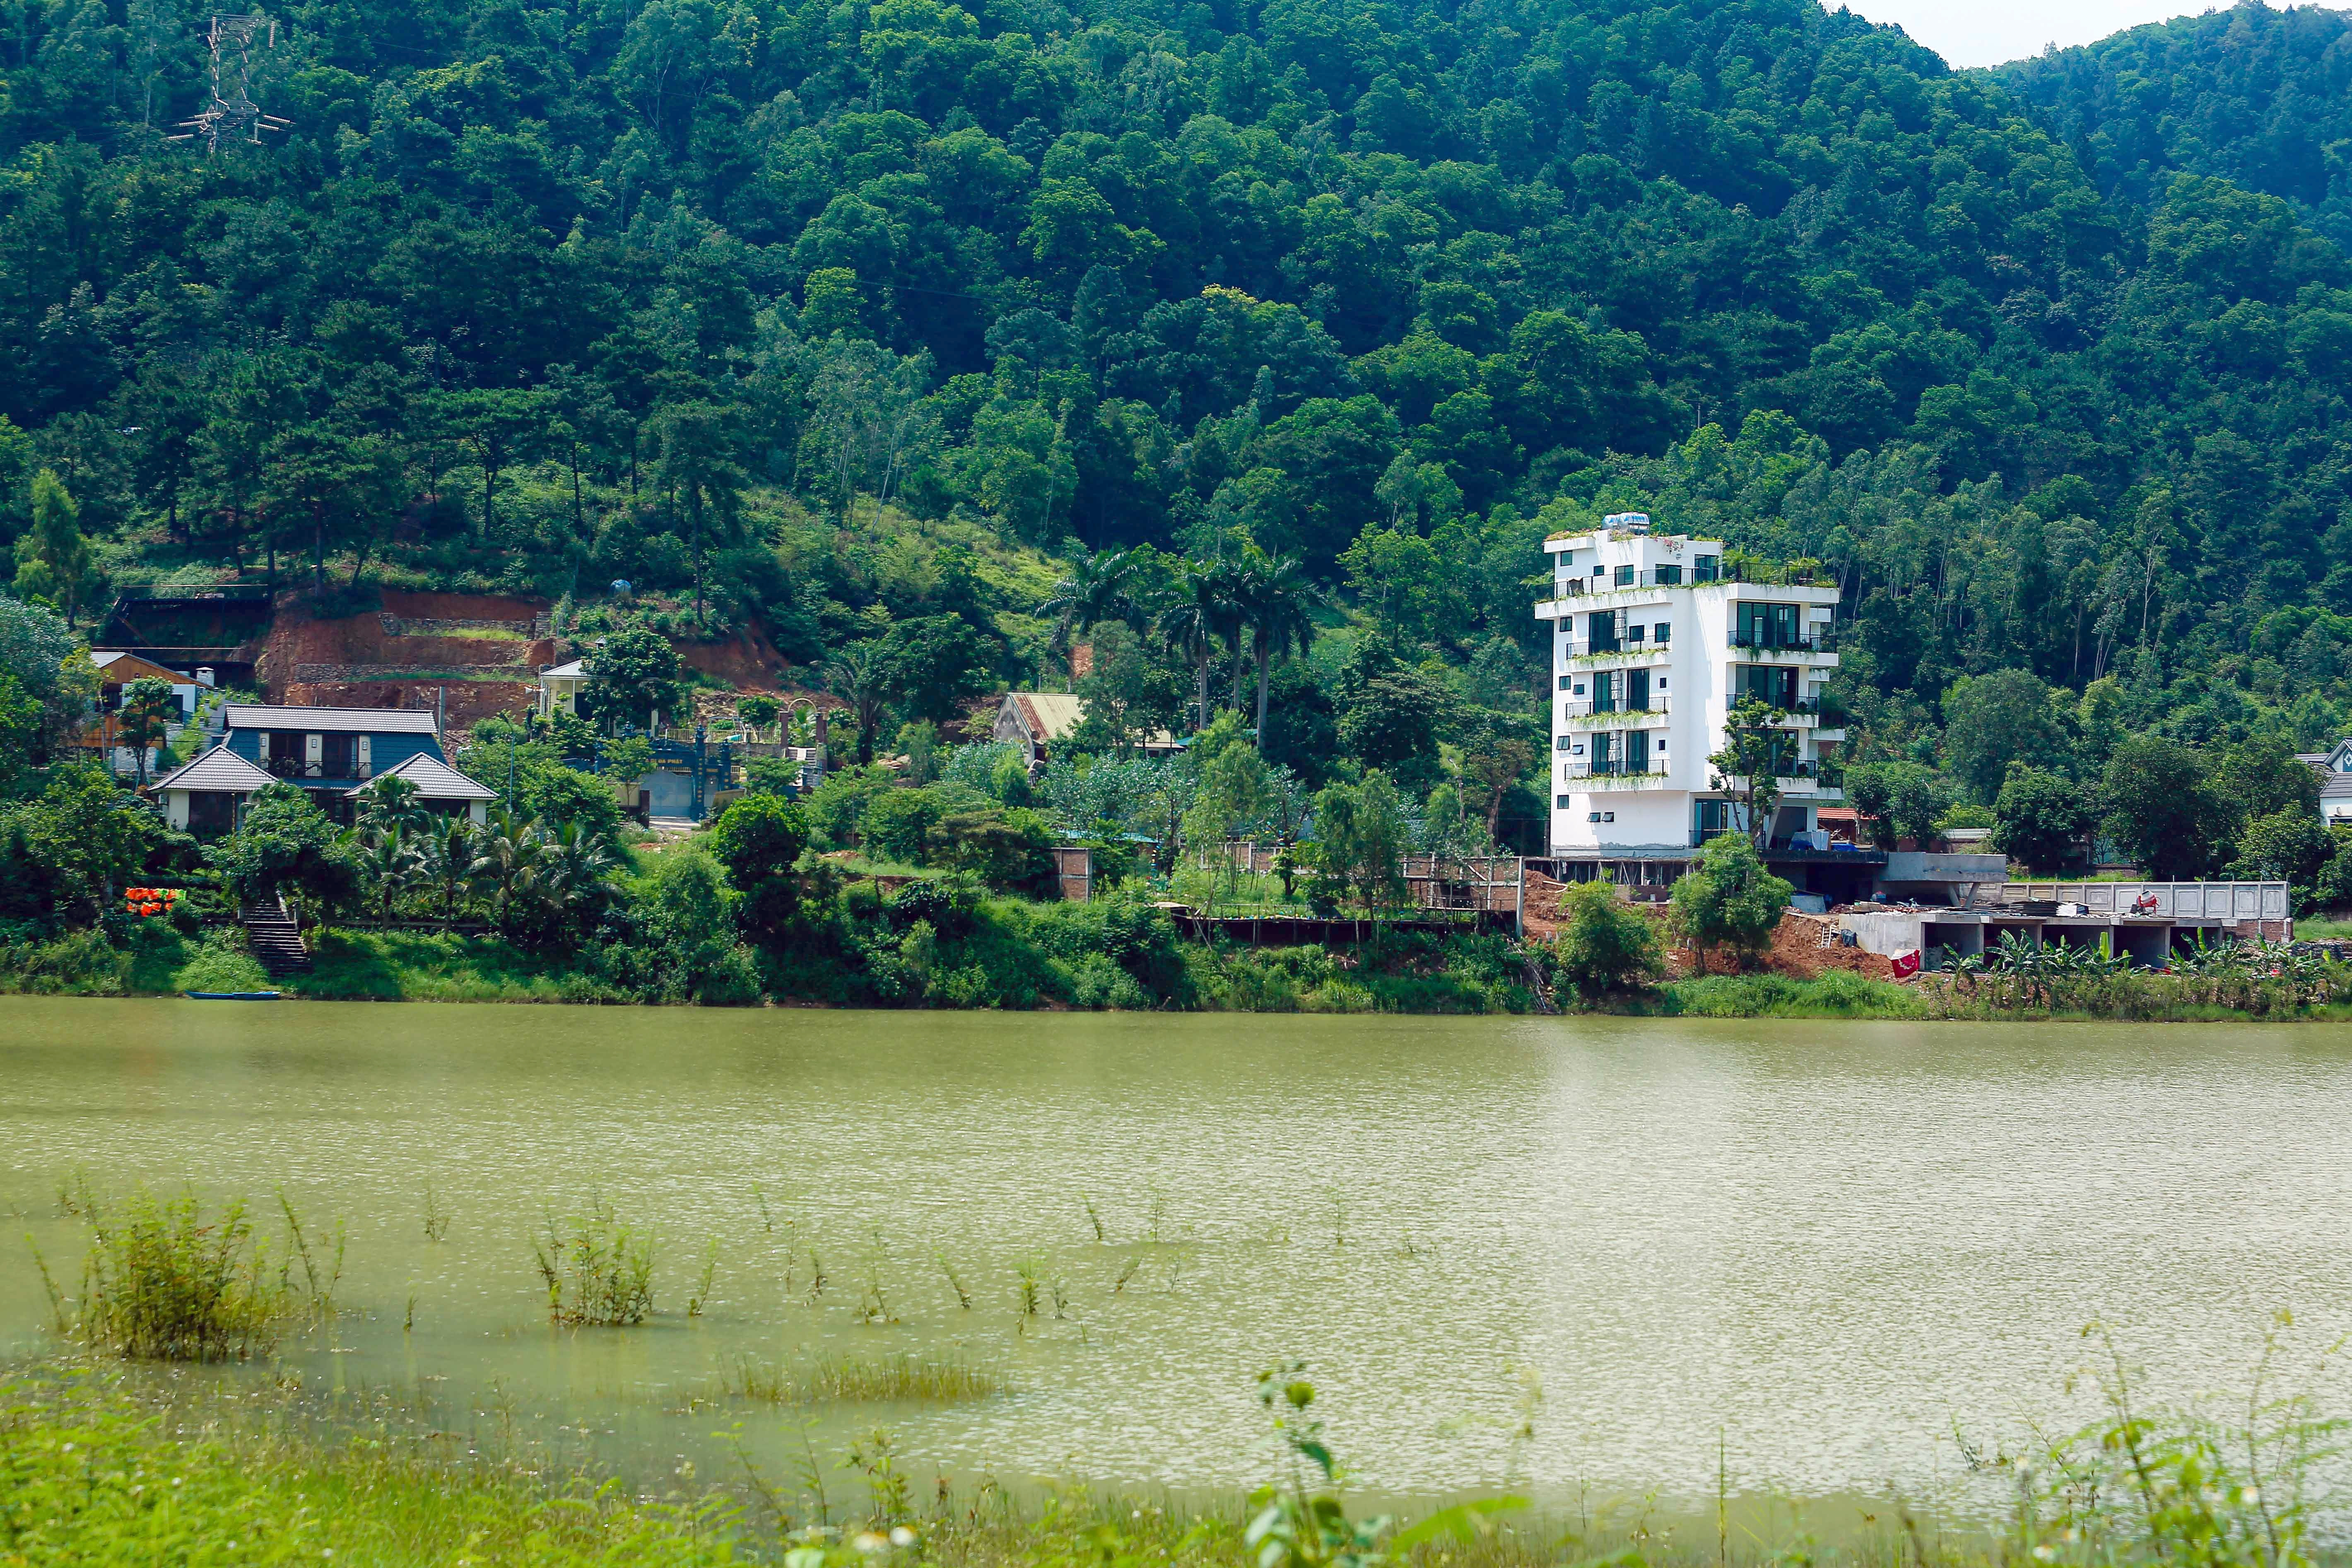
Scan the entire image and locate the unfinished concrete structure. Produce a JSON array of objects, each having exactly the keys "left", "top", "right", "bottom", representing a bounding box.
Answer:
[{"left": 1837, "top": 879, "right": 2294, "bottom": 968}]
